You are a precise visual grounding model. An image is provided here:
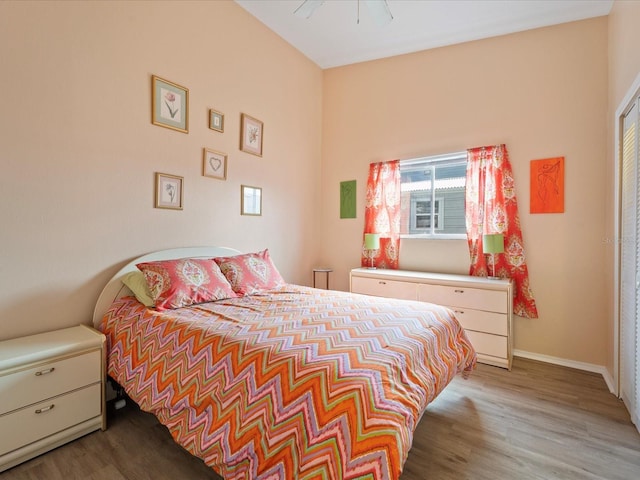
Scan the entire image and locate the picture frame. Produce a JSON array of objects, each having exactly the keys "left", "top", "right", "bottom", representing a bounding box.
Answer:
[
  {"left": 530, "top": 156, "right": 565, "bottom": 214},
  {"left": 240, "top": 113, "right": 263, "bottom": 157},
  {"left": 155, "top": 172, "right": 184, "bottom": 210},
  {"left": 152, "top": 75, "right": 189, "bottom": 133},
  {"left": 241, "top": 185, "right": 262, "bottom": 216},
  {"left": 203, "top": 148, "right": 227, "bottom": 180},
  {"left": 340, "top": 180, "right": 357, "bottom": 219},
  {"left": 209, "top": 109, "right": 224, "bottom": 133}
]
